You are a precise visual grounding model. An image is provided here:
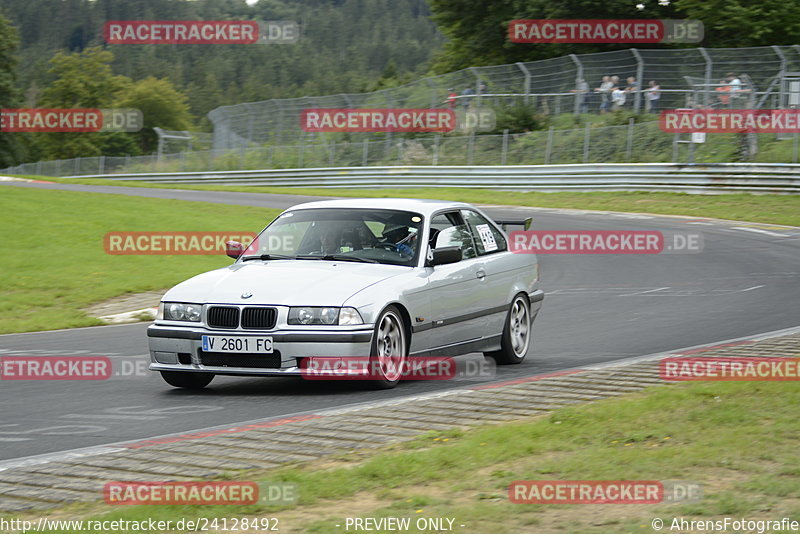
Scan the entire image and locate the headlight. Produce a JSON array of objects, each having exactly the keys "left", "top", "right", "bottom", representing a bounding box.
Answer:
[
  {"left": 319, "top": 307, "right": 339, "bottom": 324},
  {"left": 338, "top": 307, "right": 363, "bottom": 325},
  {"left": 288, "top": 307, "right": 363, "bottom": 325},
  {"left": 163, "top": 302, "right": 202, "bottom": 322}
]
